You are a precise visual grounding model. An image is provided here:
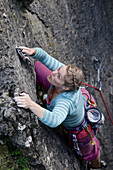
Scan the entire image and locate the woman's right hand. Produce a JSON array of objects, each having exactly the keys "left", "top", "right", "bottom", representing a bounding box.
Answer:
[{"left": 19, "top": 46, "right": 36, "bottom": 56}]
